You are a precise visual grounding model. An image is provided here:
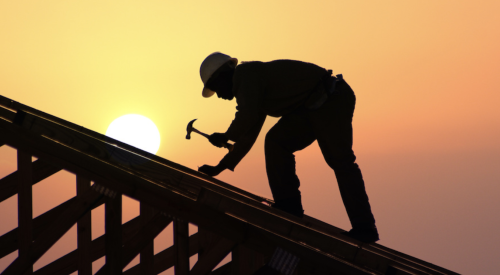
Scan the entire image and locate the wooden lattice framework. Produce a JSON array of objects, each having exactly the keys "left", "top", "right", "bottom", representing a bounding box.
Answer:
[{"left": 0, "top": 95, "right": 460, "bottom": 275}]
